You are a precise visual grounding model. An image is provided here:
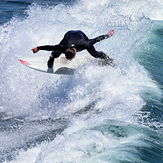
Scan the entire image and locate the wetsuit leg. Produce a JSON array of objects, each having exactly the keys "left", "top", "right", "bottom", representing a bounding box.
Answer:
[
  {"left": 87, "top": 46, "right": 116, "bottom": 67},
  {"left": 51, "top": 50, "right": 62, "bottom": 58},
  {"left": 87, "top": 46, "right": 107, "bottom": 59},
  {"left": 47, "top": 50, "right": 62, "bottom": 68}
]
